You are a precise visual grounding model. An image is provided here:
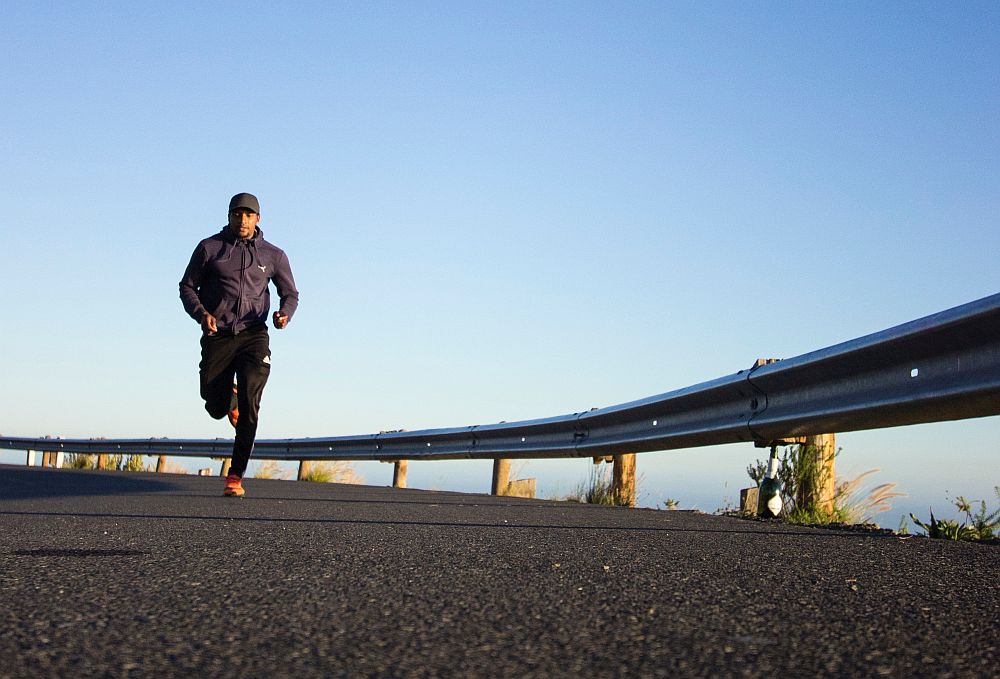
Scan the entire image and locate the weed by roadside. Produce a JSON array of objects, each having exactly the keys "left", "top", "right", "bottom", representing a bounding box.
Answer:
[
  {"left": 564, "top": 464, "right": 634, "bottom": 506},
  {"left": 300, "top": 461, "right": 363, "bottom": 484},
  {"left": 157, "top": 461, "right": 189, "bottom": 474},
  {"left": 62, "top": 453, "right": 93, "bottom": 469},
  {"left": 747, "top": 444, "right": 903, "bottom": 526},
  {"left": 252, "top": 460, "right": 290, "bottom": 480},
  {"left": 62, "top": 453, "right": 151, "bottom": 472},
  {"left": 909, "top": 486, "right": 1000, "bottom": 542}
]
